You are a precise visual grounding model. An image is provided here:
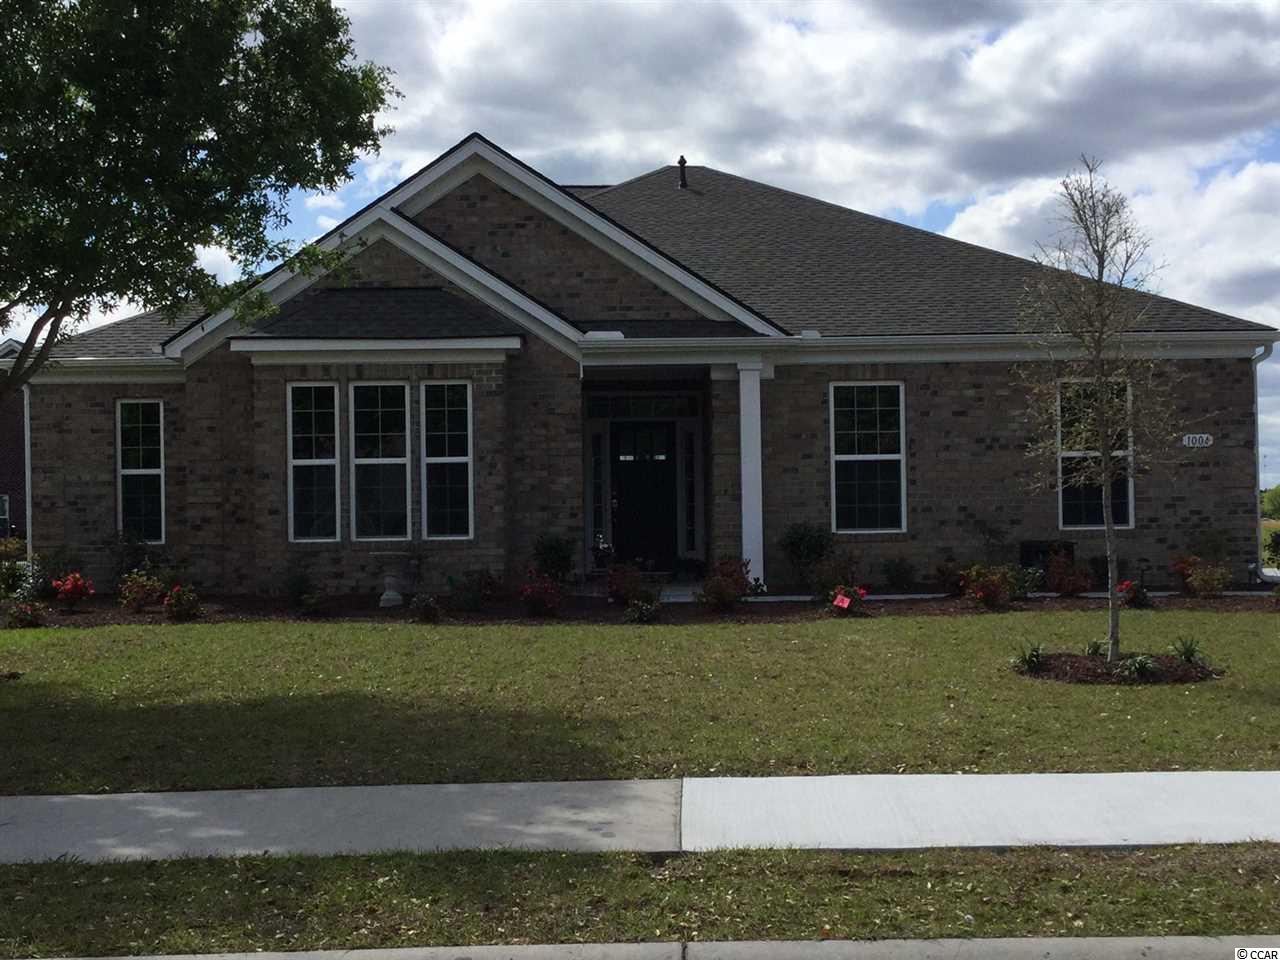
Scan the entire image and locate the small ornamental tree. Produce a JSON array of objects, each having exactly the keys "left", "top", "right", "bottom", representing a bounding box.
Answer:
[
  {"left": 0, "top": 0, "right": 396, "bottom": 397},
  {"left": 1016, "top": 157, "right": 1186, "bottom": 662}
]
